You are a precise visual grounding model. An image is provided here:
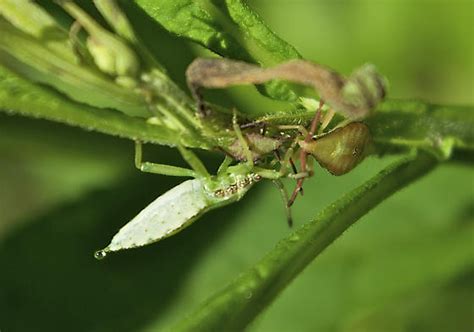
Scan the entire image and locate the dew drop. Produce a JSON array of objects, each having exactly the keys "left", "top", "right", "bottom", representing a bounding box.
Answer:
[{"left": 94, "top": 249, "right": 107, "bottom": 260}]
